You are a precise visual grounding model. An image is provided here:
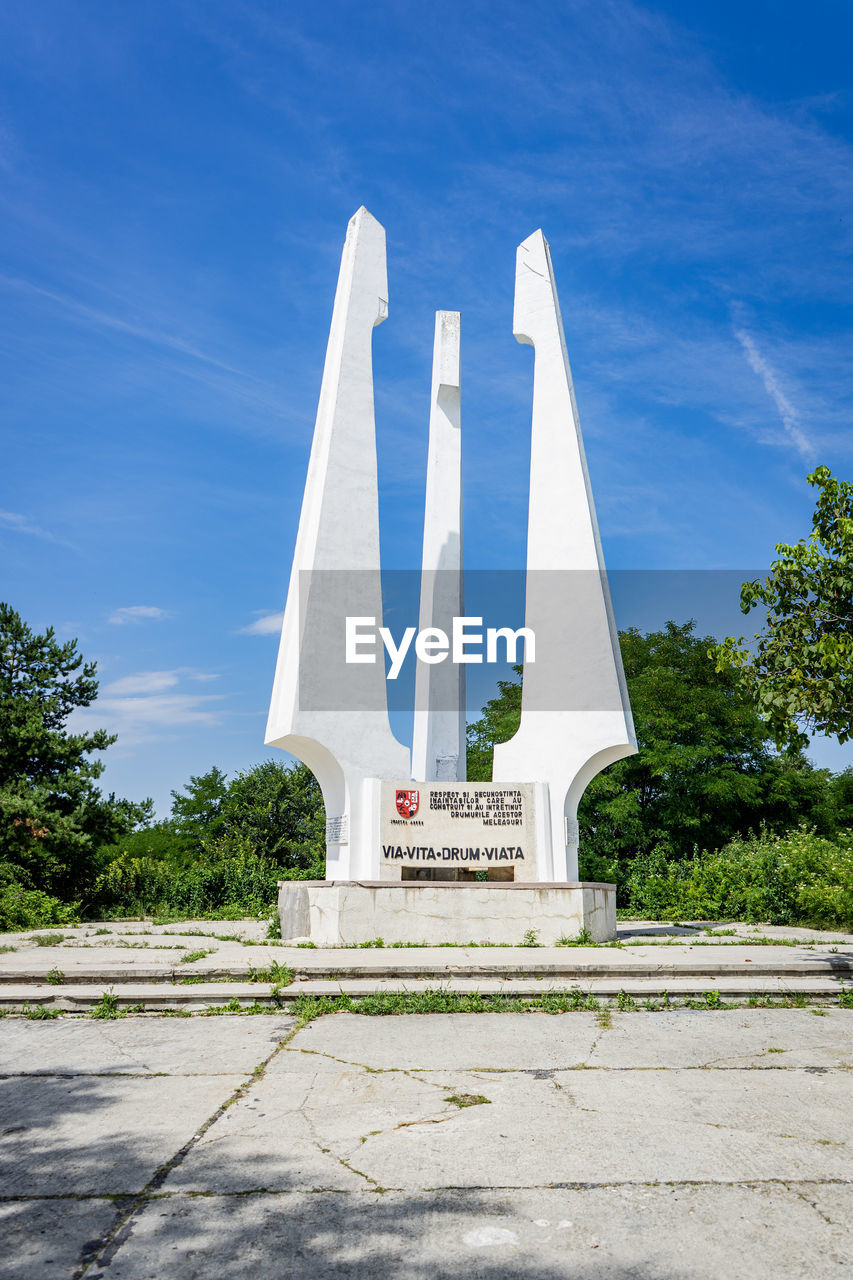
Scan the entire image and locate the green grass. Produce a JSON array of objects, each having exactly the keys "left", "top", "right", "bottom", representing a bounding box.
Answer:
[
  {"left": 23, "top": 1003, "right": 60, "bottom": 1019},
  {"left": 556, "top": 928, "right": 594, "bottom": 946},
  {"left": 165, "top": 929, "right": 244, "bottom": 943},
  {"left": 247, "top": 961, "right": 294, "bottom": 986},
  {"left": 445, "top": 1093, "right": 490, "bottom": 1108},
  {"left": 45, "top": 967, "right": 65, "bottom": 985},
  {"left": 3, "top": 985, "right": 850, "bottom": 1020},
  {"left": 0, "top": 945, "right": 16, "bottom": 954},
  {"left": 91, "top": 991, "right": 123, "bottom": 1020},
  {"left": 29, "top": 932, "right": 67, "bottom": 947},
  {"left": 202, "top": 999, "right": 281, "bottom": 1016}
]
